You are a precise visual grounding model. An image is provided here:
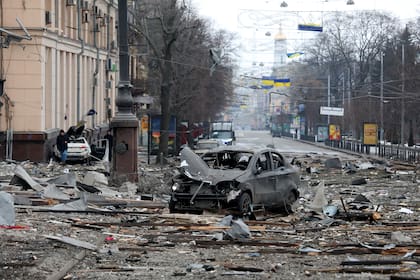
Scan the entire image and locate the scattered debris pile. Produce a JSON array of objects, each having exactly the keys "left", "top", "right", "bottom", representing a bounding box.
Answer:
[{"left": 0, "top": 152, "right": 419, "bottom": 279}]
